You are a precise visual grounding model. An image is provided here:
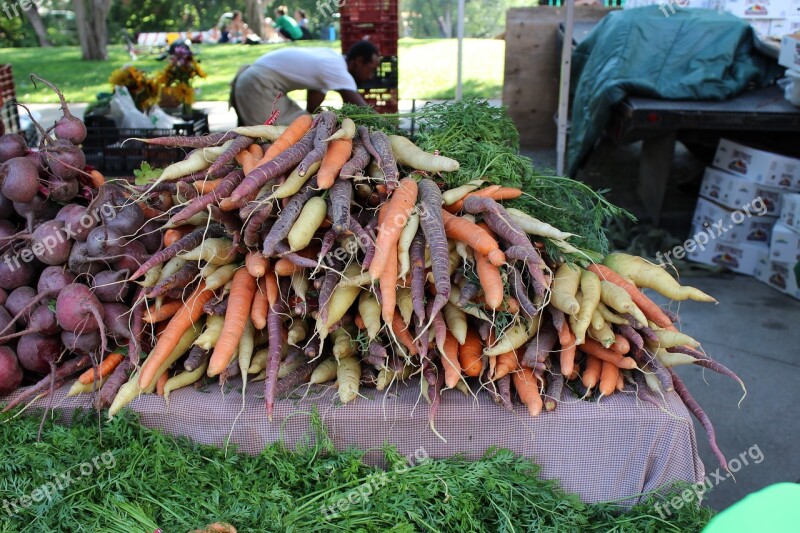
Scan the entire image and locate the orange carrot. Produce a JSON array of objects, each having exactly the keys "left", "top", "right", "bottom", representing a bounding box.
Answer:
[
  {"left": 77, "top": 352, "right": 124, "bottom": 384},
  {"left": 264, "top": 269, "right": 279, "bottom": 307},
  {"left": 441, "top": 209, "right": 505, "bottom": 266},
  {"left": 138, "top": 202, "right": 162, "bottom": 219},
  {"left": 493, "top": 349, "right": 519, "bottom": 381},
  {"left": 475, "top": 250, "right": 504, "bottom": 310},
  {"left": 610, "top": 333, "right": 630, "bottom": 354},
  {"left": 581, "top": 339, "right": 637, "bottom": 369},
  {"left": 513, "top": 367, "right": 543, "bottom": 416},
  {"left": 369, "top": 178, "right": 418, "bottom": 280},
  {"left": 258, "top": 114, "right": 313, "bottom": 165},
  {"left": 354, "top": 313, "right": 366, "bottom": 330},
  {"left": 156, "top": 371, "right": 169, "bottom": 396},
  {"left": 616, "top": 372, "right": 625, "bottom": 392},
  {"left": 391, "top": 313, "right": 418, "bottom": 355},
  {"left": 139, "top": 283, "right": 214, "bottom": 389},
  {"left": 143, "top": 300, "right": 183, "bottom": 324},
  {"left": 193, "top": 179, "right": 222, "bottom": 195},
  {"left": 317, "top": 138, "right": 352, "bottom": 189},
  {"left": 163, "top": 226, "right": 193, "bottom": 247},
  {"left": 586, "top": 264, "right": 672, "bottom": 328},
  {"left": 446, "top": 185, "right": 501, "bottom": 213},
  {"left": 251, "top": 277, "right": 269, "bottom": 330},
  {"left": 248, "top": 143, "right": 264, "bottom": 159},
  {"left": 88, "top": 169, "right": 105, "bottom": 188},
  {"left": 582, "top": 354, "right": 602, "bottom": 389},
  {"left": 441, "top": 330, "right": 461, "bottom": 389},
  {"left": 273, "top": 258, "right": 303, "bottom": 277},
  {"left": 458, "top": 329, "right": 483, "bottom": 377},
  {"left": 245, "top": 251, "right": 268, "bottom": 278},
  {"left": 599, "top": 360, "right": 619, "bottom": 397},
  {"left": 380, "top": 242, "right": 398, "bottom": 325},
  {"left": 558, "top": 323, "right": 577, "bottom": 377},
  {"left": 207, "top": 268, "right": 257, "bottom": 376}
]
